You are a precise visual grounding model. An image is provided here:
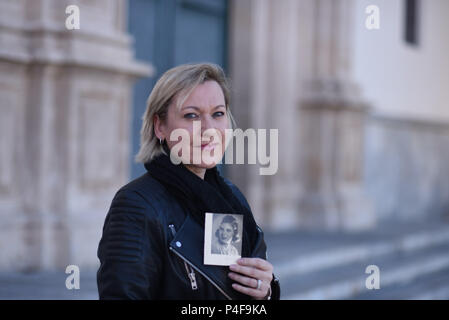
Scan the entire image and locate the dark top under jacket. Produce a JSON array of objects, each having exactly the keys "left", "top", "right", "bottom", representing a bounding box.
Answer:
[{"left": 96, "top": 171, "right": 280, "bottom": 300}]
